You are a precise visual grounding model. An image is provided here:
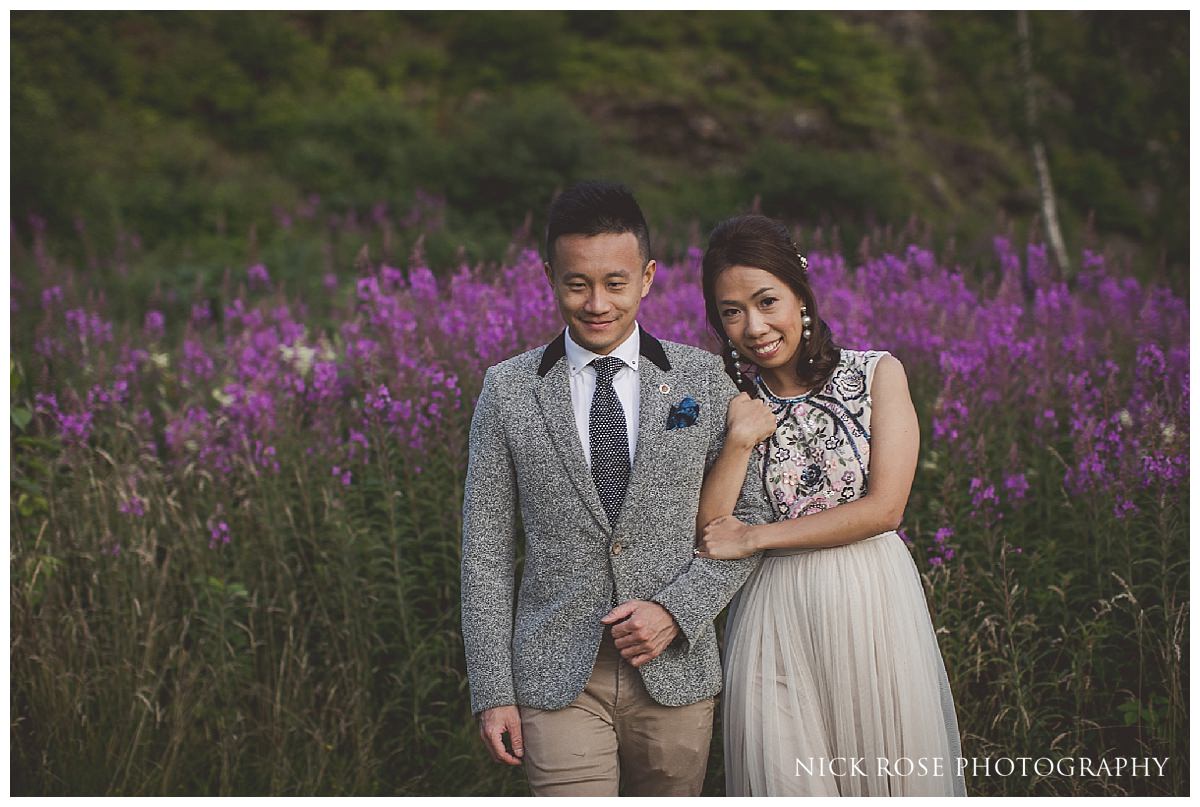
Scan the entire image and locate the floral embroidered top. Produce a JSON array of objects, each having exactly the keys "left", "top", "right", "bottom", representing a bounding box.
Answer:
[{"left": 755, "top": 349, "right": 891, "bottom": 521}]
